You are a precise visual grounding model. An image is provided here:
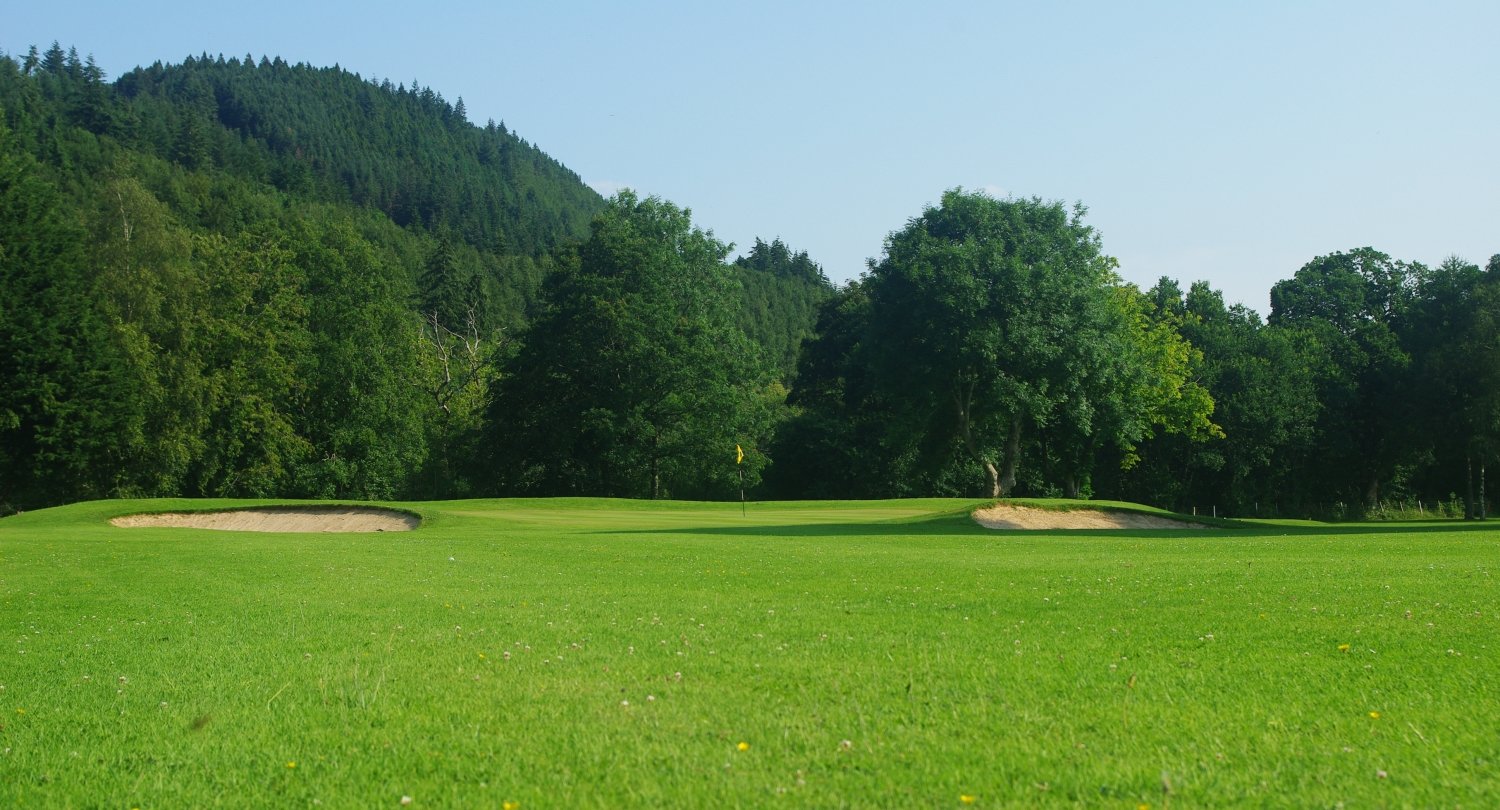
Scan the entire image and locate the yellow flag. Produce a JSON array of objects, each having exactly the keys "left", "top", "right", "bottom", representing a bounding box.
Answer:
[{"left": 736, "top": 444, "right": 744, "bottom": 464}]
